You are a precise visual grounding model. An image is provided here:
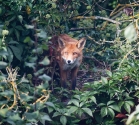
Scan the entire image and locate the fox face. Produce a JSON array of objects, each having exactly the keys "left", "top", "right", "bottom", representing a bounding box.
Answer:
[{"left": 58, "top": 36, "right": 86, "bottom": 67}]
